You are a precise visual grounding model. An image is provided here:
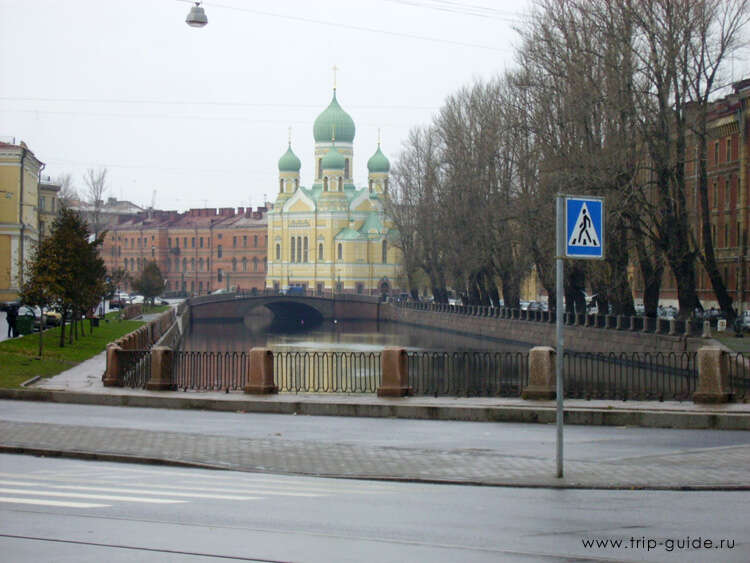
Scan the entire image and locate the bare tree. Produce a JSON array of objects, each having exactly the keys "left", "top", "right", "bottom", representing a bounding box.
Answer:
[
  {"left": 55, "top": 173, "right": 78, "bottom": 209},
  {"left": 83, "top": 168, "right": 108, "bottom": 238}
]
